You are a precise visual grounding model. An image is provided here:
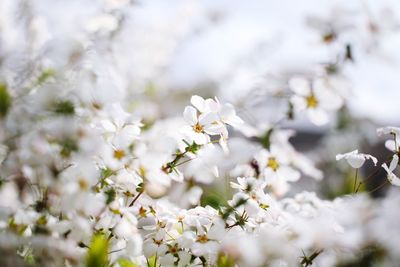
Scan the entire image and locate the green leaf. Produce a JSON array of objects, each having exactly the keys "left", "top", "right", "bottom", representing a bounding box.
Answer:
[
  {"left": 101, "top": 168, "right": 115, "bottom": 179},
  {"left": 217, "top": 253, "right": 235, "bottom": 267},
  {"left": 105, "top": 188, "right": 116, "bottom": 204},
  {"left": 118, "top": 258, "right": 140, "bottom": 267},
  {"left": 52, "top": 100, "right": 75, "bottom": 116},
  {"left": 260, "top": 128, "right": 273, "bottom": 150},
  {"left": 0, "top": 83, "right": 12, "bottom": 118},
  {"left": 86, "top": 233, "right": 109, "bottom": 267},
  {"left": 201, "top": 191, "right": 225, "bottom": 210},
  {"left": 59, "top": 138, "right": 78, "bottom": 158},
  {"left": 36, "top": 68, "right": 55, "bottom": 86}
]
